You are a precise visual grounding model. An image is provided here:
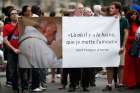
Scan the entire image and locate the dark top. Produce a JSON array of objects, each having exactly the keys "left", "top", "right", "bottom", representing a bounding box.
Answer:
[{"left": 120, "top": 17, "right": 129, "bottom": 47}]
